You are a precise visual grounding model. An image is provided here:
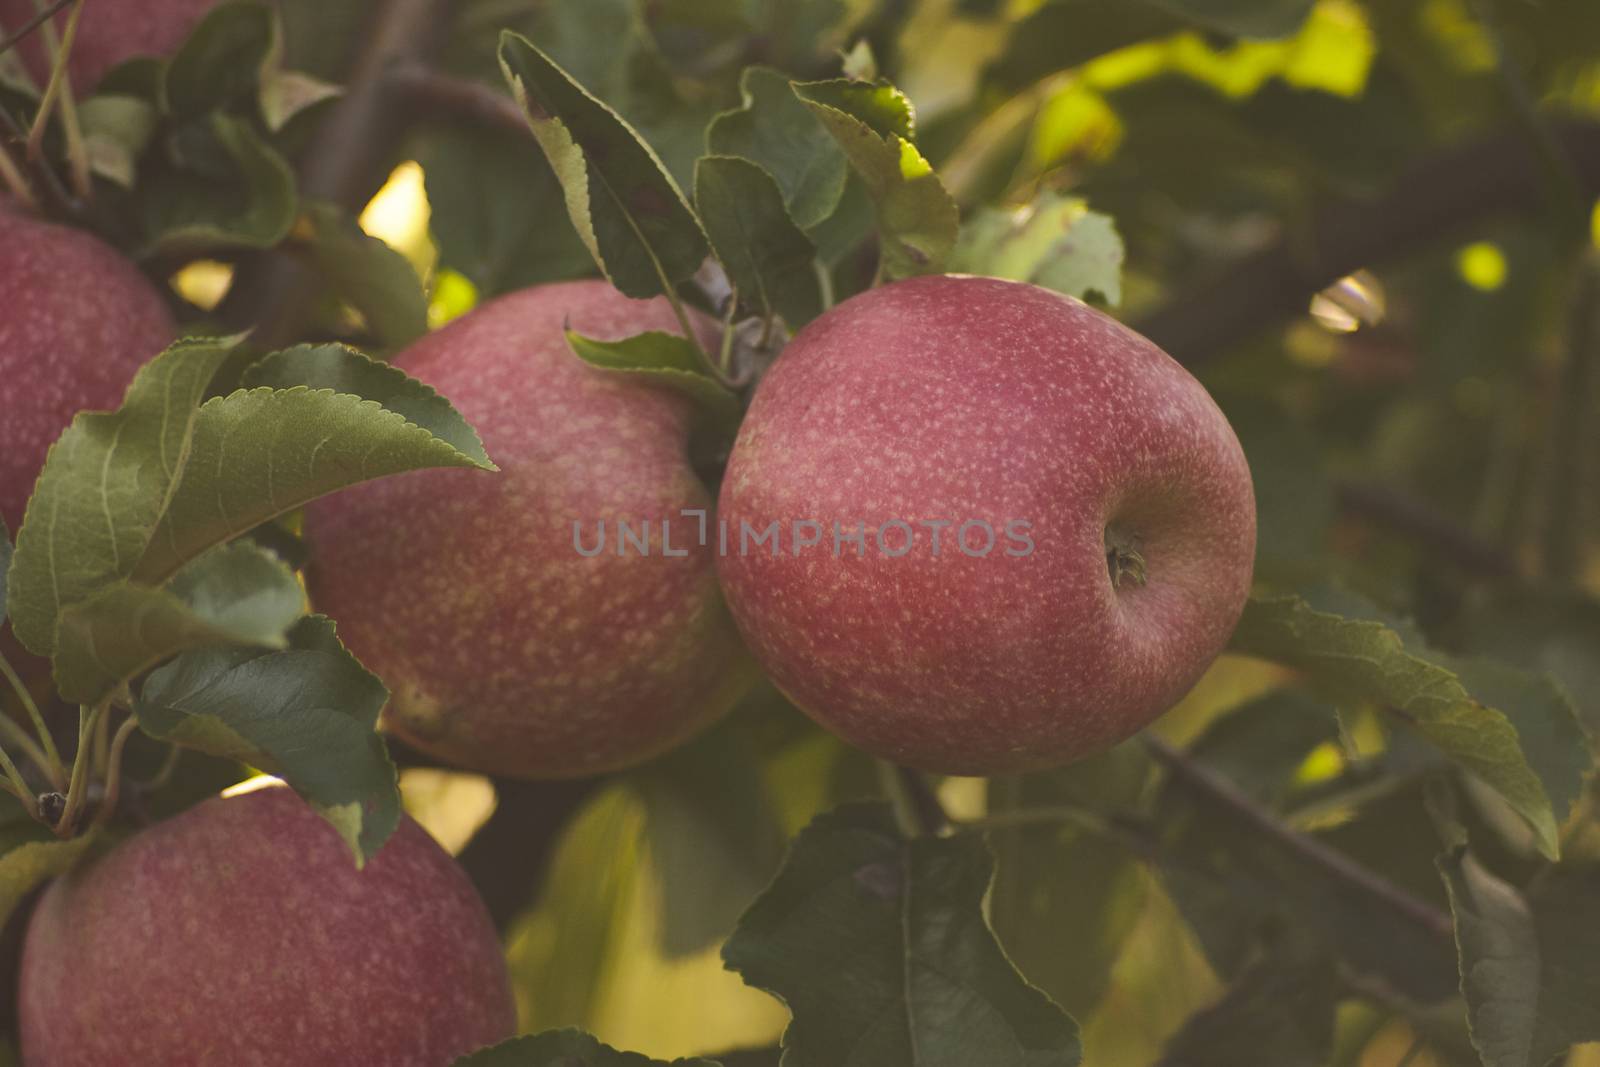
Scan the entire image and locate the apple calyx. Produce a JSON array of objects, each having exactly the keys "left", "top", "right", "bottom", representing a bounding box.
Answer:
[{"left": 1104, "top": 528, "right": 1148, "bottom": 590}]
